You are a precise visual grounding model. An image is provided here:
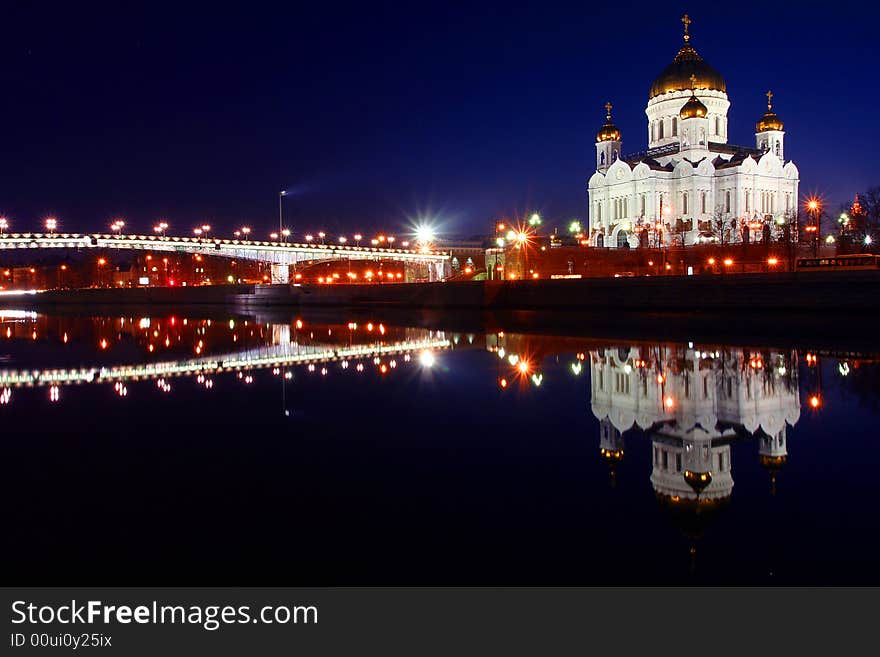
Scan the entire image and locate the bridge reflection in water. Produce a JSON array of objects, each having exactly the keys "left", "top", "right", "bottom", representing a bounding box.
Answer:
[{"left": 2, "top": 308, "right": 875, "bottom": 581}]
